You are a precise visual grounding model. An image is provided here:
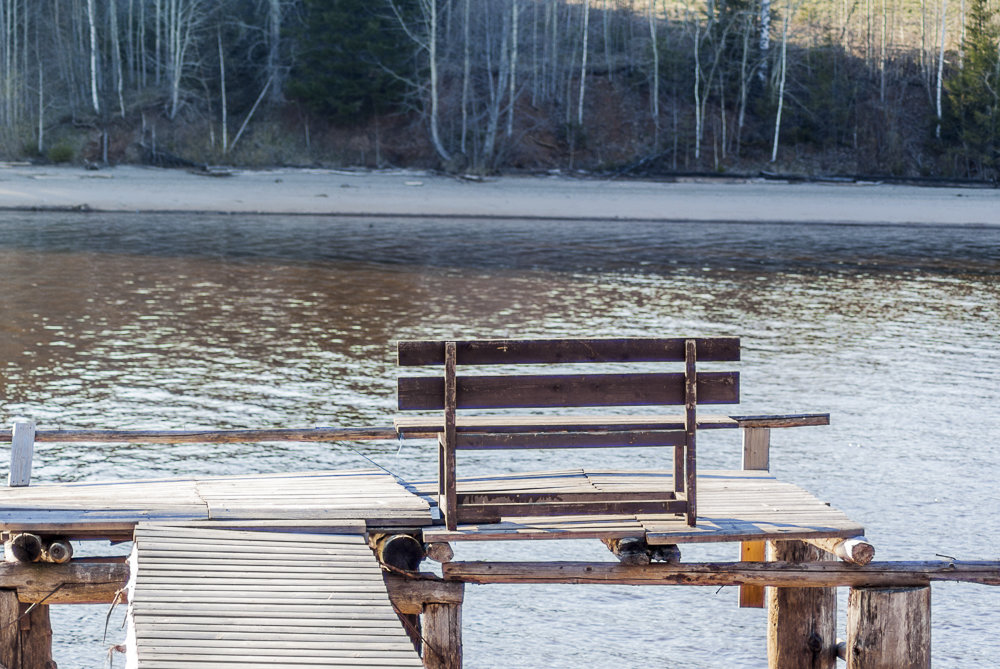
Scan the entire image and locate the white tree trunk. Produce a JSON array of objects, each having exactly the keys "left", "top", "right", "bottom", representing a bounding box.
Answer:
[
  {"left": 935, "top": 0, "right": 948, "bottom": 137},
  {"left": 87, "top": 0, "right": 100, "bottom": 114},
  {"left": 759, "top": 0, "right": 771, "bottom": 81},
  {"left": 648, "top": 1, "right": 659, "bottom": 138},
  {"left": 771, "top": 6, "right": 789, "bottom": 162},
  {"left": 507, "top": 0, "right": 518, "bottom": 137},
  {"left": 267, "top": 0, "right": 282, "bottom": 103},
  {"left": 694, "top": 20, "right": 702, "bottom": 160},
  {"left": 880, "top": 0, "right": 887, "bottom": 104},
  {"left": 460, "top": 0, "right": 470, "bottom": 154},
  {"left": 427, "top": 0, "right": 451, "bottom": 162},
  {"left": 110, "top": 0, "right": 126, "bottom": 117},
  {"left": 577, "top": 0, "right": 590, "bottom": 126},
  {"left": 218, "top": 27, "right": 227, "bottom": 153},
  {"left": 37, "top": 59, "right": 43, "bottom": 153},
  {"left": 155, "top": 0, "right": 161, "bottom": 84}
]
